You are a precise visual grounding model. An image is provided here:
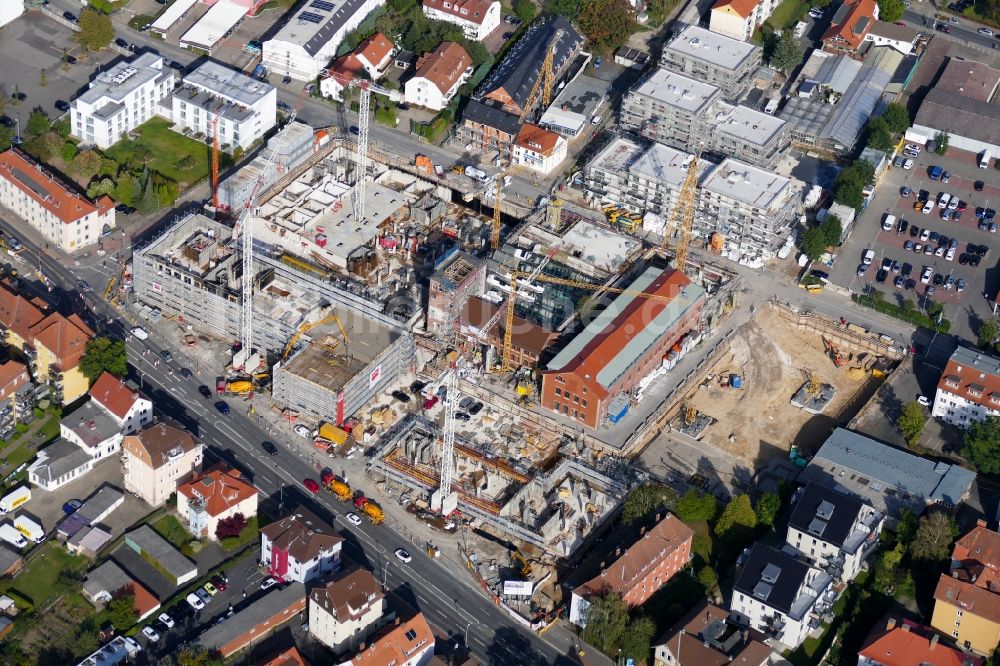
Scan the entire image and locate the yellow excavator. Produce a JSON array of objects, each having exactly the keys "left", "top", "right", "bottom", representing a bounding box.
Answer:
[{"left": 512, "top": 548, "right": 532, "bottom": 578}]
